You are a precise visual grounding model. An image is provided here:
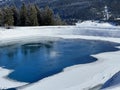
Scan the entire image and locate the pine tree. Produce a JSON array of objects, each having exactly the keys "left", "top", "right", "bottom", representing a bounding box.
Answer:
[
  {"left": 29, "top": 5, "right": 39, "bottom": 26},
  {"left": 11, "top": 6, "right": 20, "bottom": 26},
  {"left": 54, "top": 14, "right": 65, "bottom": 25},
  {"left": 25, "top": 4, "right": 31, "bottom": 26},
  {"left": 0, "top": 9, "right": 3, "bottom": 26},
  {"left": 35, "top": 5, "right": 42, "bottom": 25},
  {"left": 0, "top": 4, "right": 65, "bottom": 27},
  {"left": 3, "top": 7, "right": 14, "bottom": 27},
  {"left": 20, "top": 3, "right": 28, "bottom": 26},
  {"left": 43, "top": 6, "right": 55, "bottom": 25}
]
